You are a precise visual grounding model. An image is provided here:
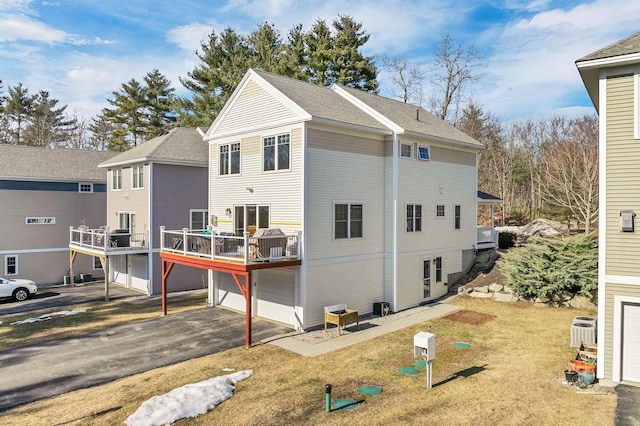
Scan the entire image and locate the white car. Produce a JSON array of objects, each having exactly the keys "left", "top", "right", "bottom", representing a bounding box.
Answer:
[{"left": 0, "top": 277, "right": 38, "bottom": 302}]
